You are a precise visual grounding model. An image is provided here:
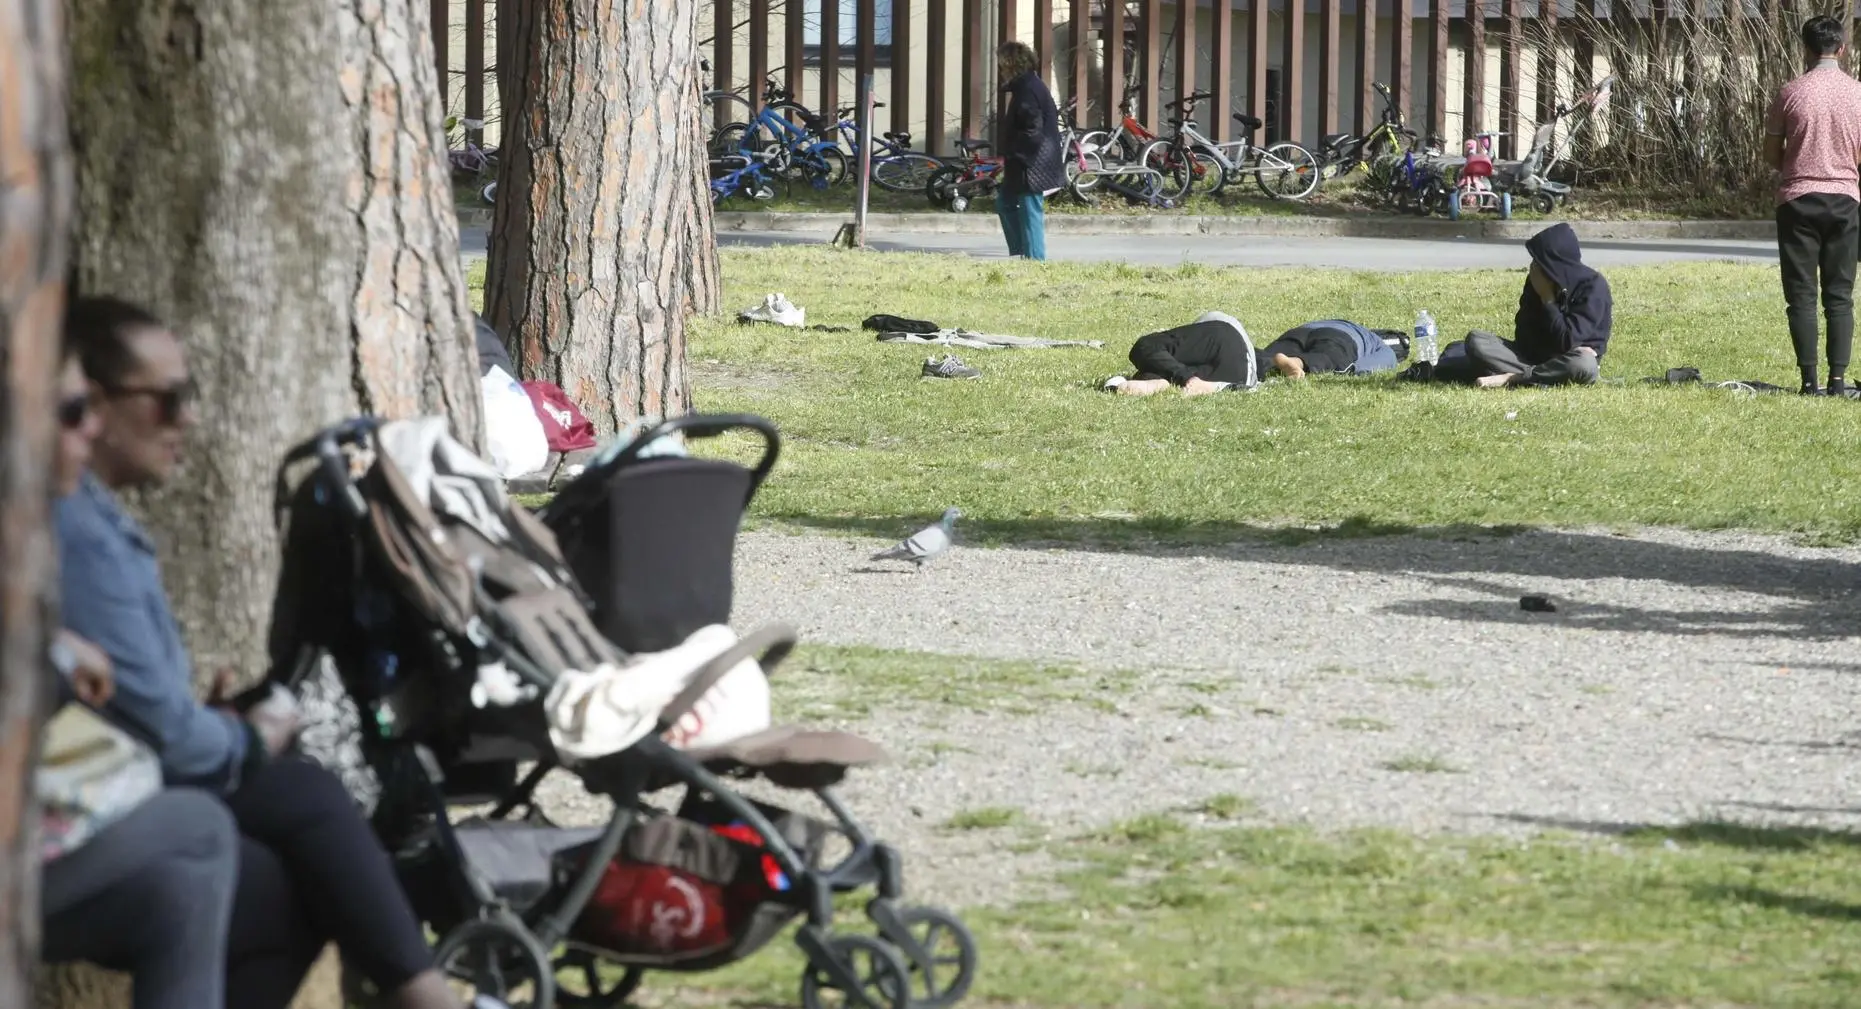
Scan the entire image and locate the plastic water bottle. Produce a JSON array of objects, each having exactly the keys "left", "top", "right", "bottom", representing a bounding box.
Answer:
[{"left": 1414, "top": 310, "right": 1439, "bottom": 365}]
